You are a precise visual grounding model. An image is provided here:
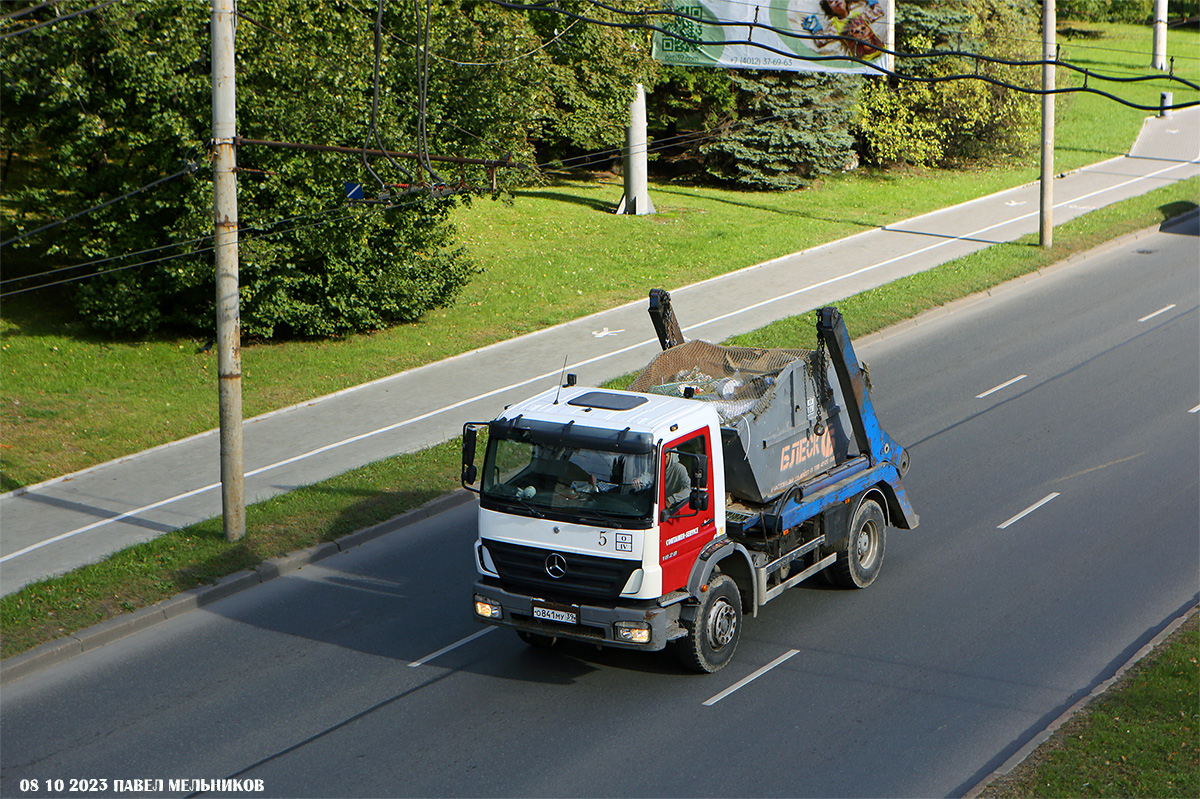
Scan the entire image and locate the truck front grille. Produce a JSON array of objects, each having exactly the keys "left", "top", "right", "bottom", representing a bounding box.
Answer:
[{"left": 484, "top": 539, "right": 638, "bottom": 602}]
